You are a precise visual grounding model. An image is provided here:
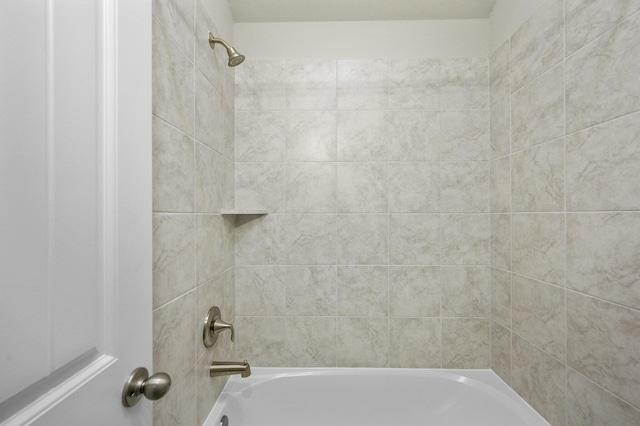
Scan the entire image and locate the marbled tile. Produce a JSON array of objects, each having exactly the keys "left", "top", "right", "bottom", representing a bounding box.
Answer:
[
  {"left": 441, "top": 58, "right": 489, "bottom": 109},
  {"left": 236, "top": 317, "right": 286, "bottom": 367},
  {"left": 388, "top": 163, "right": 439, "bottom": 213},
  {"left": 567, "top": 292, "right": 640, "bottom": 407},
  {"left": 337, "top": 163, "right": 387, "bottom": 213},
  {"left": 389, "top": 58, "right": 440, "bottom": 110},
  {"left": 567, "top": 213, "right": 640, "bottom": 310},
  {"left": 287, "top": 162, "right": 336, "bottom": 213},
  {"left": 153, "top": 116, "right": 194, "bottom": 212},
  {"left": 511, "top": 64, "right": 565, "bottom": 152},
  {"left": 337, "top": 110, "right": 388, "bottom": 161},
  {"left": 388, "top": 111, "right": 442, "bottom": 162},
  {"left": 286, "top": 59, "right": 337, "bottom": 110},
  {"left": 490, "top": 156, "right": 510, "bottom": 213},
  {"left": 222, "top": 212, "right": 235, "bottom": 272},
  {"left": 441, "top": 266, "right": 489, "bottom": 317},
  {"left": 153, "top": 214, "right": 195, "bottom": 309},
  {"left": 491, "top": 268, "right": 512, "bottom": 327},
  {"left": 235, "top": 162, "right": 285, "bottom": 212},
  {"left": 566, "top": 112, "right": 640, "bottom": 211},
  {"left": 152, "top": 20, "right": 194, "bottom": 135},
  {"left": 337, "top": 318, "right": 388, "bottom": 367},
  {"left": 195, "top": 274, "right": 226, "bottom": 360},
  {"left": 286, "top": 317, "right": 337, "bottom": 367},
  {"left": 566, "top": 12, "right": 640, "bottom": 133},
  {"left": 235, "top": 266, "right": 285, "bottom": 316},
  {"left": 194, "top": 3, "right": 224, "bottom": 94},
  {"left": 389, "top": 214, "right": 440, "bottom": 266},
  {"left": 222, "top": 158, "right": 234, "bottom": 210},
  {"left": 566, "top": 0, "right": 640, "bottom": 56},
  {"left": 195, "top": 143, "right": 223, "bottom": 213},
  {"left": 511, "top": 213, "right": 565, "bottom": 285},
  {"left": 512, "top": 274, "right": 566, "bottom": 361},
  {"left": 195, "top": 214, "right": 224, "bottom": 283},
  {"left": 440, "top": 162, "right": 489, "bottom": 213},
  {"left": 153, "top": 0, "right": 194, "bottom": 60},
  {"left": 511, "top": 138, "right": 565, "bottom": 212},
  {"left": 154, "top": 368, "right": 196, "bottom": 426},
  {"left": 286, "top": 265, "right": 337, "bottom": 316},
  {"left": 235, "top": 111, "right": 285, "bottom": 162},
  {"left": 440, "top": 110, "right": 490, "bottom": 161},
  {"left": 286, "top": 214, "right": 336, "bottom": 265},
  {"left": 224, "top": 268, "right": 236, "bottom": 322},
  {"left": 390, "top": 318, "right": 441, "bottom": 368},
  {"left": 235, "top": 214, "right": 285, "bottom": 265},
  {"left": 442, "top": 319, "right": 490, "bottom": 368},
  {"left": 337, "top": 266, "right": 388, "bottom": 317},
  {"left": 195, "top": 70, "right": 224, "bottom": 153},
  {"left": 337, "top": 59, "right": 389, "bottom": 110},
  {"left": 235, "top": 59, "right": 286, "bottom": 111},
  {"left": 196, "top": 354, "right": 226, "bottom": 426},
  {"left": 223, "top": 102, "right": 235, "bottom": 160},
  {"left": 389, "top": 266, "right": 440, "bottom": 317},
  {"left": 491, "top": 215, "right": 511, "bottom": 271},
  {"left": 491, "top": 321, "right": 511, "bottom": 385},
  {"left": 490, "top": 39, "right": 510, "bottom": 106},
  {"left": 567, "top": 368, "right": 640, "bottom": 426},
  {"left": 286, "top": 111, "right": 337, "bottom": 161},
  {"left": 440, "top": 214, "right": 490, "bottom": 265},
  {"left": 336, "top": 214, "right": 388, "bottom": 265},
  {"left": 509, "top": 0, "right": 564, "bottom": 92},
  {"left": 490, "top": 97, "right": 510, "bottom": 159},
  {"left": 512, "top": 334, "right": 566, "bottom": 426}
]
